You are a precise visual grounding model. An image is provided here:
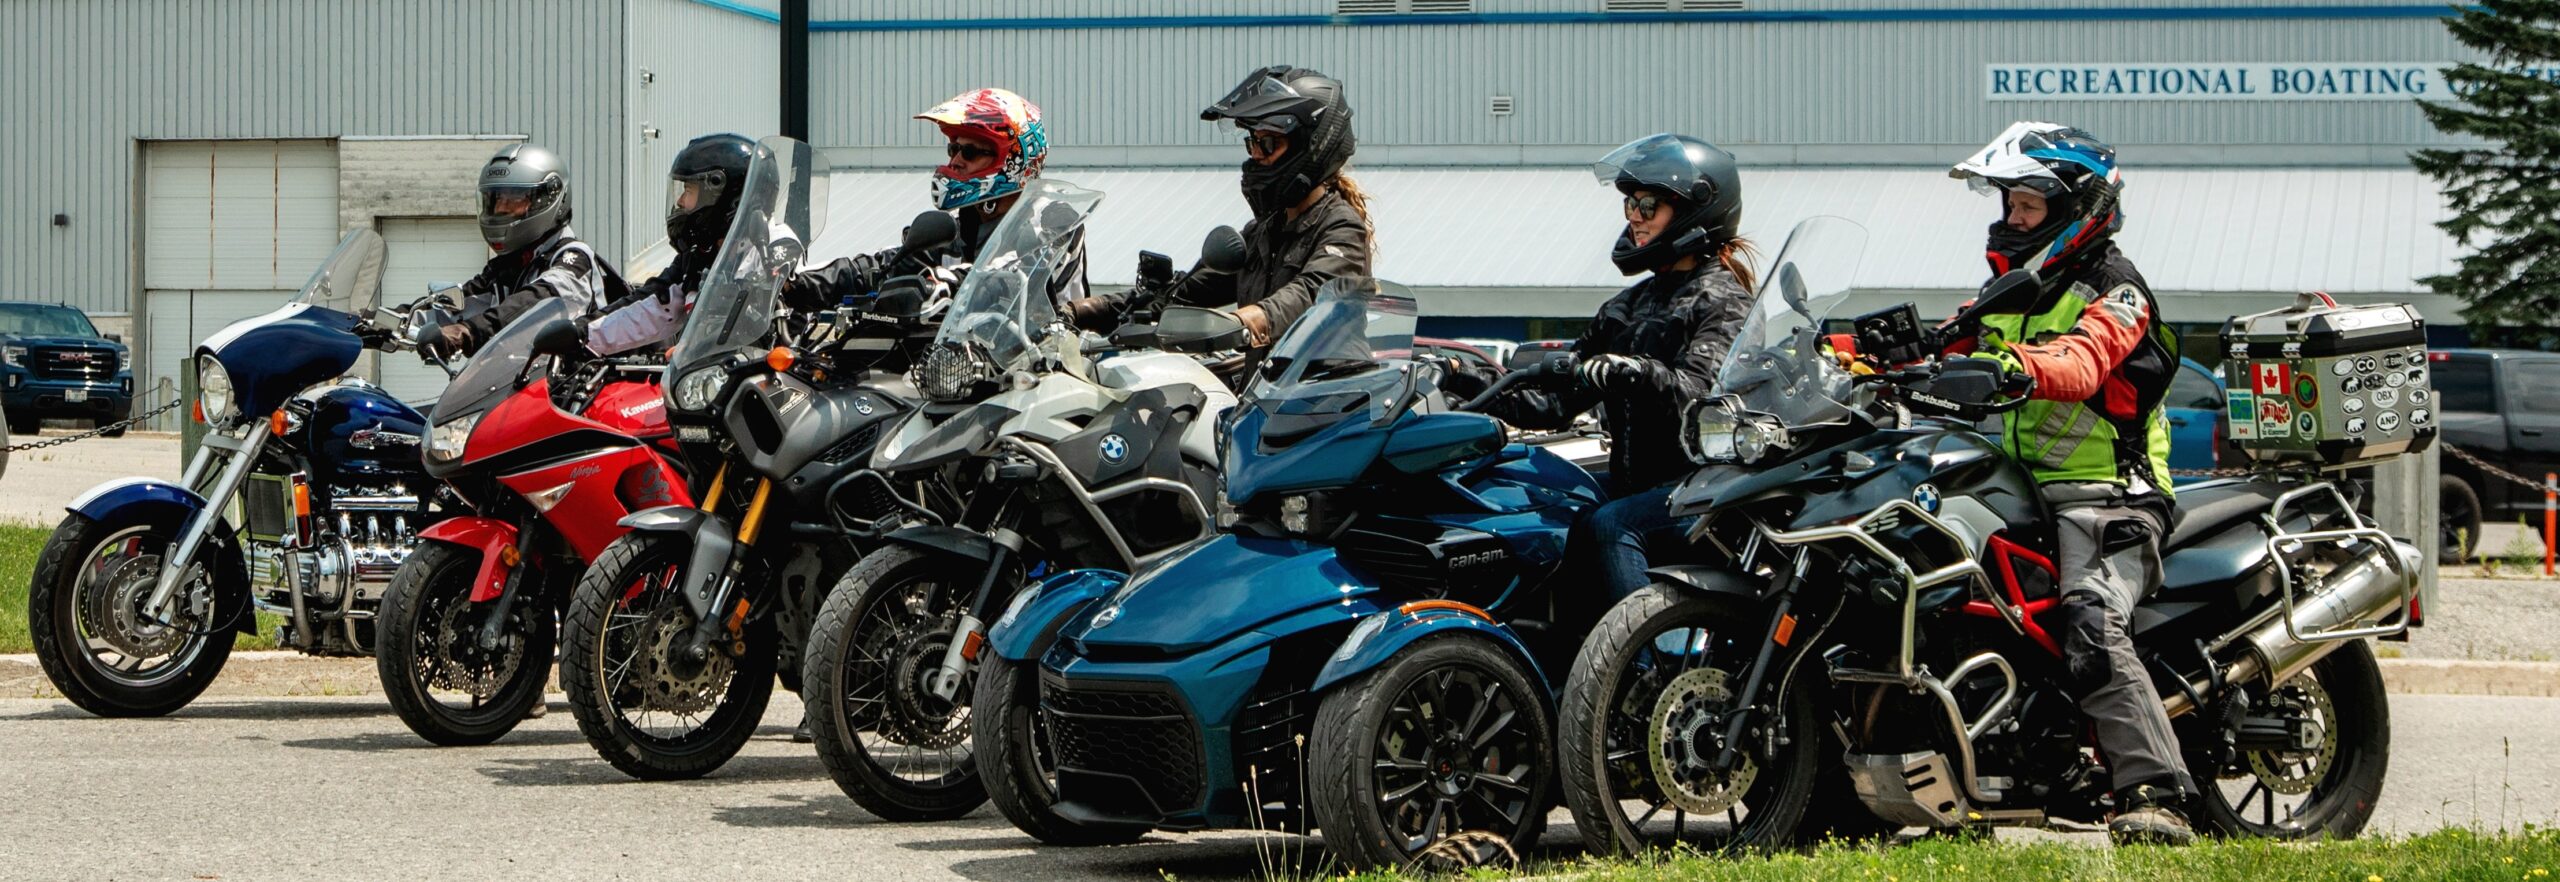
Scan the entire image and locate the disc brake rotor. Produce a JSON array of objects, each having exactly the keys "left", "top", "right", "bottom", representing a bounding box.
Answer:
[
  {"left": 2247, "top": 672, "right": 2338, "bottom": 796},
  {"left": 1648, "top": 666, "right": 1757, "bottom": 815},
  {"left": 632, "top": 606, "right": 731, "bottom": 716},
  {"left": 877, "top": 613, "right": 968, "bottom": 749},
  {"left": 423, "top": 593, "right": 522, "bottom": 698},
  {"left": 80, "top": 547, "right": 203, "bottom": 659}
]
